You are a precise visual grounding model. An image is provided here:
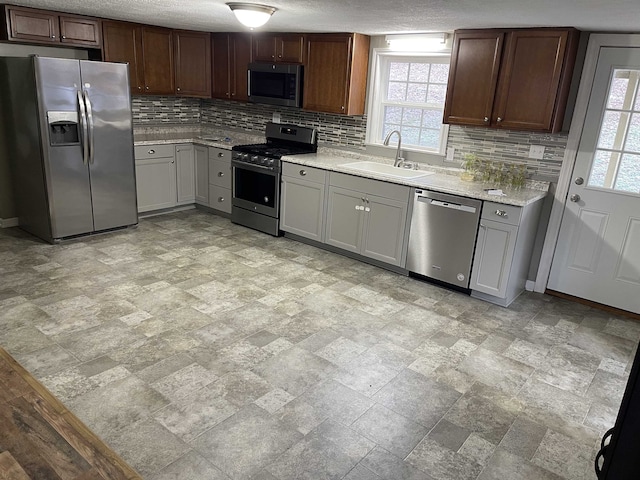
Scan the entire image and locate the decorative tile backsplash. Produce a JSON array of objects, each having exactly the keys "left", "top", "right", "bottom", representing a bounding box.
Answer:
[
  {"left": 446, "top": 125, "right": 568, "bottom": 180},
  {"left": 132, "top": 96, "right": 201, "bottom": 124},
  {"left": 131, "top": 96, "right": 568, "bottom": 180},
  {"left": 200, "top": 99, "right": 367, "bottom": 149}
]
